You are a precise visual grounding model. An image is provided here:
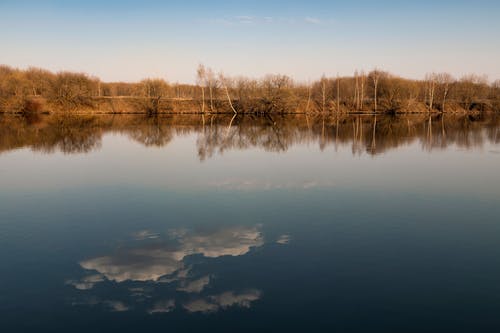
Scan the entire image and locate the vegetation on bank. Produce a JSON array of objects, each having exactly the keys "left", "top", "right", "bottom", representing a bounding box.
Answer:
[{"left": 1, "top": 64, "right": 499, "bottom": 115}]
